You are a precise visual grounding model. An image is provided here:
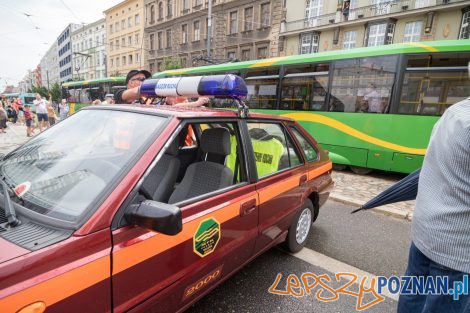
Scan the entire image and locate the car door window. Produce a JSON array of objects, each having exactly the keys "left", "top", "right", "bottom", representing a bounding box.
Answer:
[
  {"left": 247, "top": 122, "right": 303, "bottom": 178},
  {"left": 290, "top": 127, "right": 319, "bottom": 162}
]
